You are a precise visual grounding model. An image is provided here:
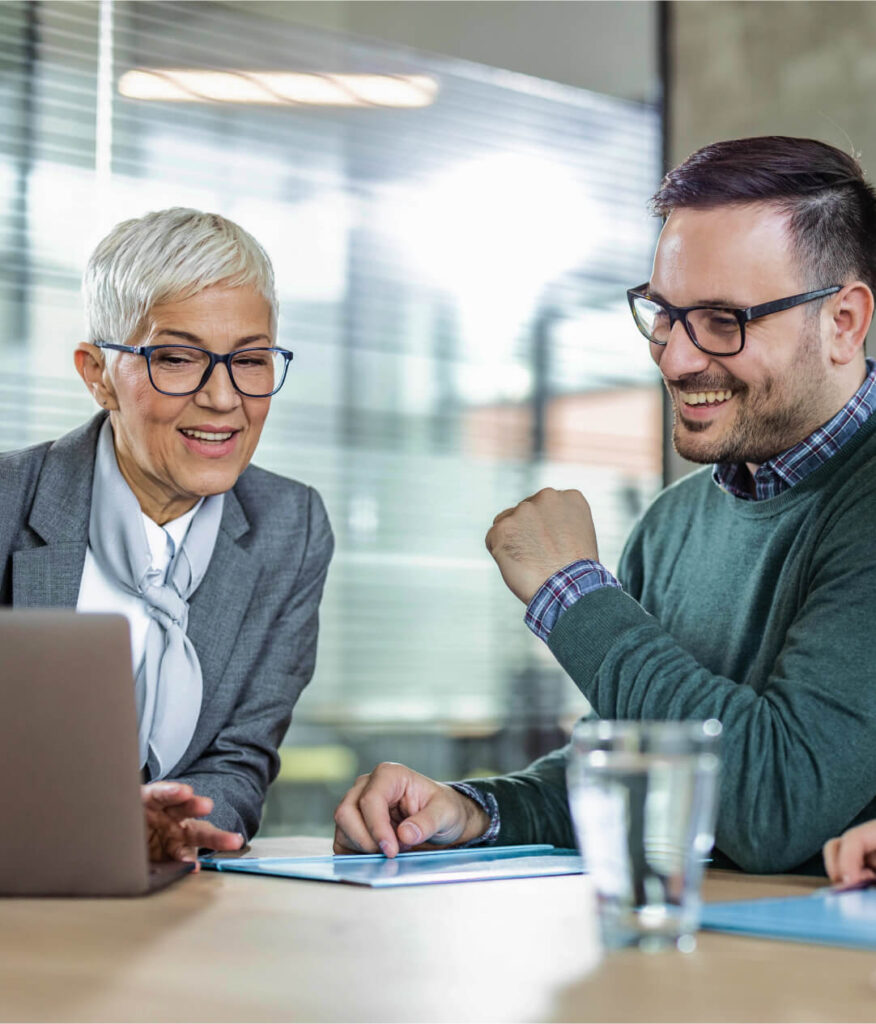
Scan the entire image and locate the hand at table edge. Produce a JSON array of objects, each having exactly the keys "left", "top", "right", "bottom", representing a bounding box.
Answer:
[
  {"left": 142, "top": 781, "right": 244, "bottom": 870},
  {"left": 823, "top": 820, "right": 876, "bottom": 887}
]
